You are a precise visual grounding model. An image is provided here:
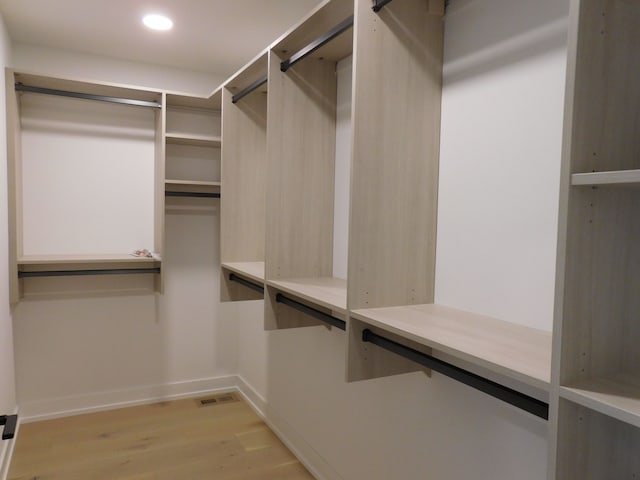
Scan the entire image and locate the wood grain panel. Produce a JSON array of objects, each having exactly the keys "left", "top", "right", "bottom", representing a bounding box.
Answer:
[
  {"left": 5, "top": 69, "right": 22, "bottom": 302},
  {"left": 154, "top": 93, "right": 166, "bottom": 293},
  {"left": 220, "top": 82, "right": 267, "bottom": 302},
  {"left": 347, "top": 0, "right": 443, "bottom": 311},
  {"left": 265, "top": 51, "right": 336, "bottom": 281}
]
